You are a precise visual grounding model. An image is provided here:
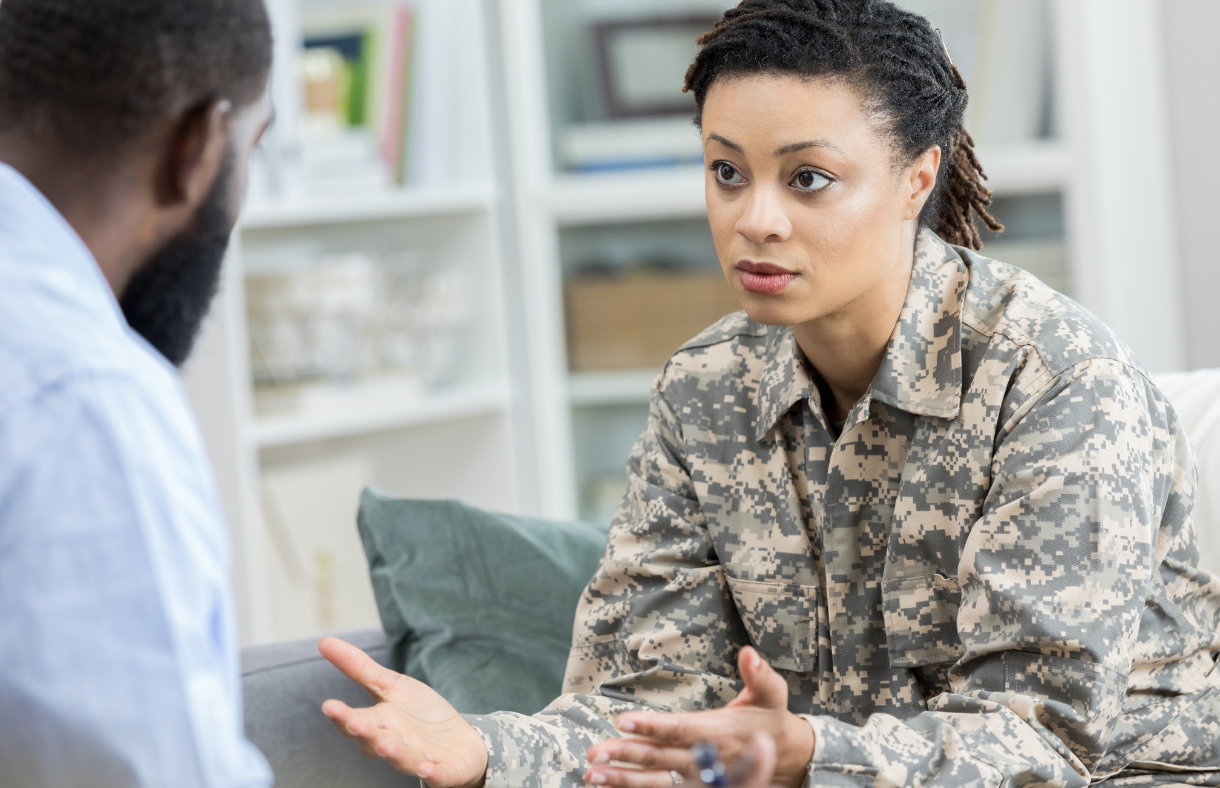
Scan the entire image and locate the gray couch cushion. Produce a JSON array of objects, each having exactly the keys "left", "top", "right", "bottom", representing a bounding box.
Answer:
[{"left": 242, "top": 628, "right": 420, "bottom": 788}]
